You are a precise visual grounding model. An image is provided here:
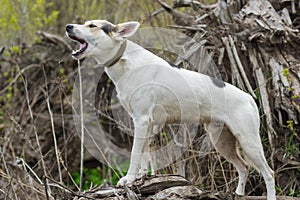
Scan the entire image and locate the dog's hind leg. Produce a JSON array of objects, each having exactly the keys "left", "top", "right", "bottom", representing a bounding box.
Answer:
[
  {"left": 235, "top": 131, "right": 275, "bottom": 200},
  {"left": 226, "top": 110, "right": 276, "bottom": 200},
  {"left": 205, "top": 123, "right": 249, "bottom": 195},
  {"left": 241, "top": 145, "right": 275, "bottom": 200}
]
